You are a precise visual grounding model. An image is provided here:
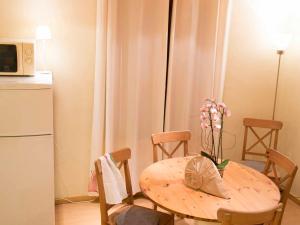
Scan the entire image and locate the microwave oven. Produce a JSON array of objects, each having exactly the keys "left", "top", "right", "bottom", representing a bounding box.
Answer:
[{"left": 0, "top": 41, "right": 35, "bottom": 76}]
